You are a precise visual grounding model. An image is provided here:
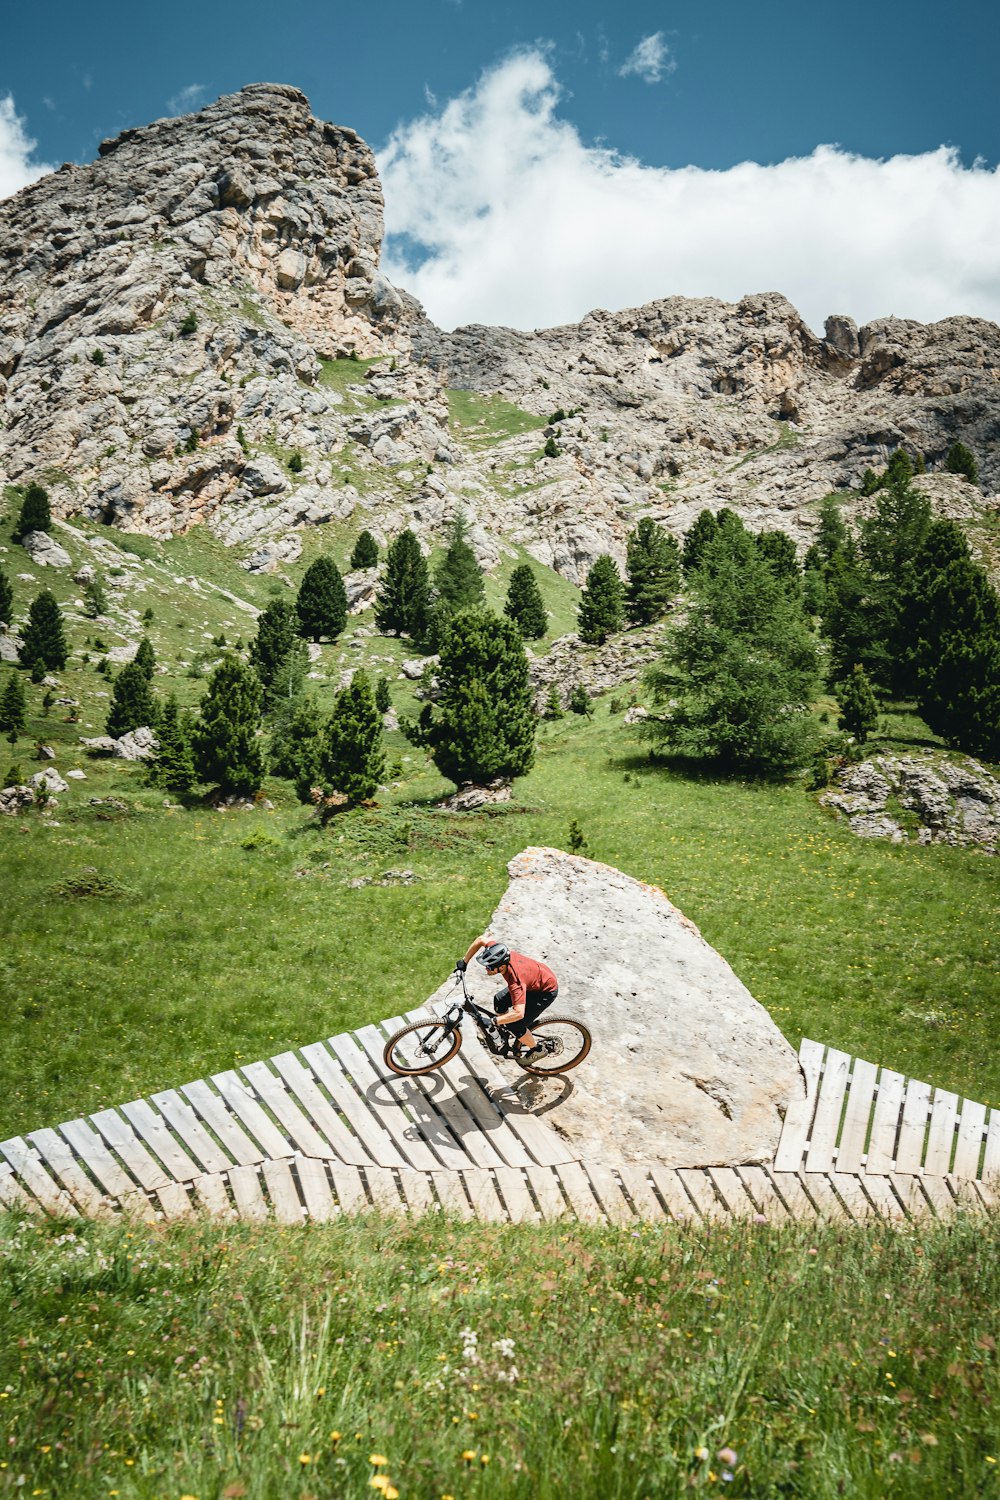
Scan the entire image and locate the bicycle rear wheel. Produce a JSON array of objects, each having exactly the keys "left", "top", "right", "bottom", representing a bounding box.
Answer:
[
  {"left": 517, "top": 1018, "right": 592, "bottom": 1076},
  {"left": 383, "top": 1019, "right": 461, "bottom": 1076}
]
